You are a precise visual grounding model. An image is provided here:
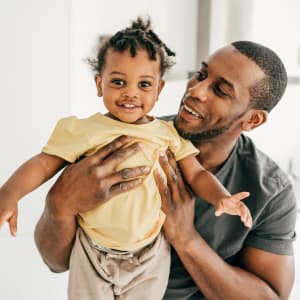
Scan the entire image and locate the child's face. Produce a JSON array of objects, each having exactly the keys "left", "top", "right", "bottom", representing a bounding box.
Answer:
[{"left": 95, "top": 48, "right": 165, "bottom": 124}]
